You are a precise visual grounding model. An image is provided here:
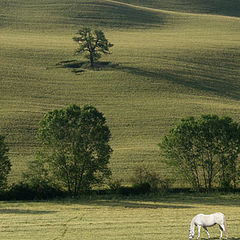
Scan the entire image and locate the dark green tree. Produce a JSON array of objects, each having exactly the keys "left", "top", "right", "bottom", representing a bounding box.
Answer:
[
  {"left": 159, "top": 115, "right": 240, "bottom": 191},
  {"left": 0, "top": 135, "right": 11, "bottom": 191},
  {"left": 73, "top": 28, "right": 113, "bottom": 69},
  {"left": 30, "top": 105, "right": 112, "bottom": 196}
]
